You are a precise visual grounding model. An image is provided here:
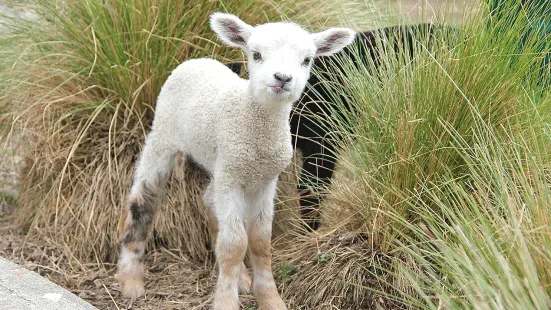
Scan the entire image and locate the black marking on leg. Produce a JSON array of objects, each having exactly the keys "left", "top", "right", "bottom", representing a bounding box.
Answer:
[{"left": 122, "top": 184, "right": 158, "bottom": 245}]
